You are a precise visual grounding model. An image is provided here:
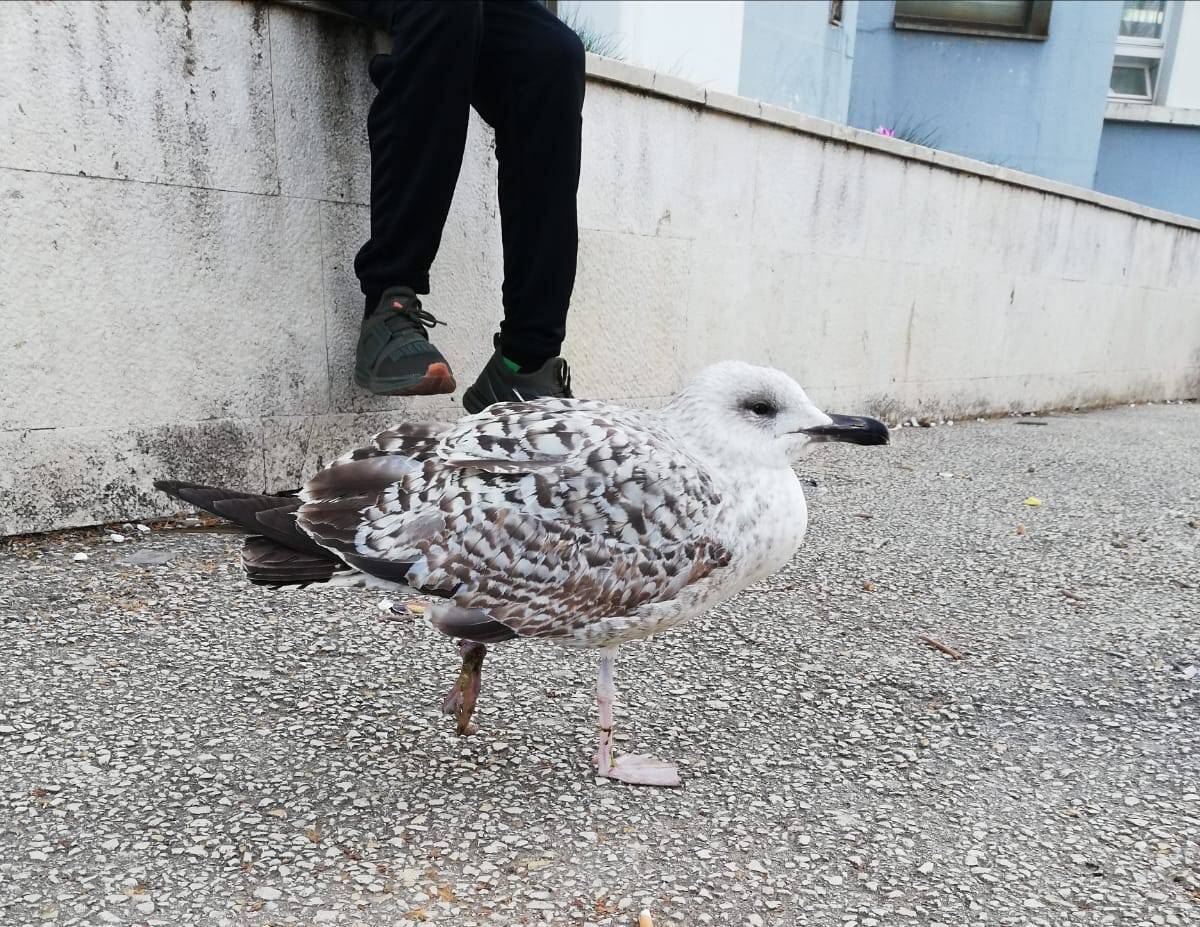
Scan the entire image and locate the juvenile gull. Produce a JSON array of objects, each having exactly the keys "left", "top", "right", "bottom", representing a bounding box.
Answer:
[{"left": 157, "top": 361, "right": 888, "bottom": 787}]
